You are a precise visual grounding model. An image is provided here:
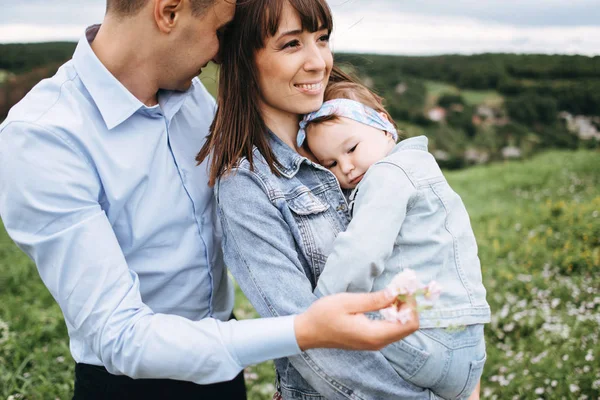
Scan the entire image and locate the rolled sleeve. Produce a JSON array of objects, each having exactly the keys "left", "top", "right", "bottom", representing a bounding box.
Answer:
[{"left": 0, "top": 122, "right": 299, "bottom": 384}]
